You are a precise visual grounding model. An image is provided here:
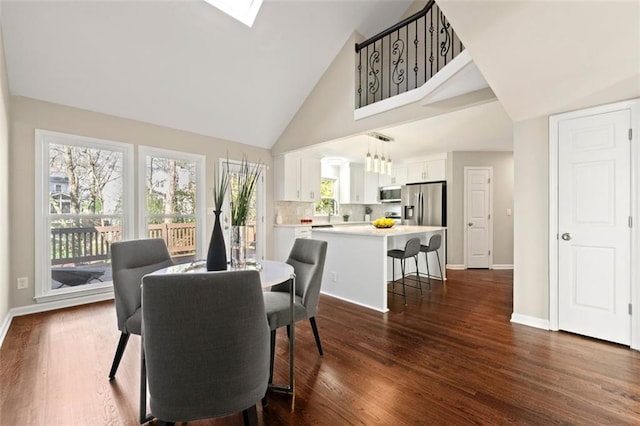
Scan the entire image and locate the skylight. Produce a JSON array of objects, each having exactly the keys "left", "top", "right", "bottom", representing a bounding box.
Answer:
[{"left": 204, "top": 0, "right": 263, "bottom": 27}]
